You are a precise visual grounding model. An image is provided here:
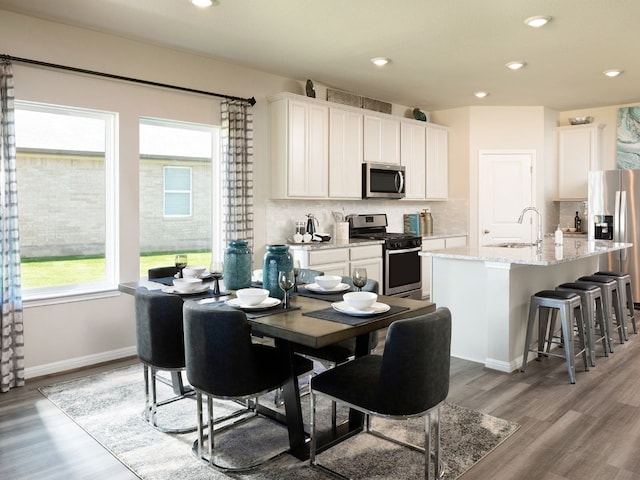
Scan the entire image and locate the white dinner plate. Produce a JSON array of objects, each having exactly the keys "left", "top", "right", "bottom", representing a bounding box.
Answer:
[
  {"left": 162, "top": 284, "right": 210, "bottom": 295},
  {"left": 305, "top": 282, "right": 350, "bottom": 294},
  {"left": 226, "top": 297, "right": 281, "bottom": 311},
  {"left": 331, "top": 301, "right": 390, "bottom": 317}
]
